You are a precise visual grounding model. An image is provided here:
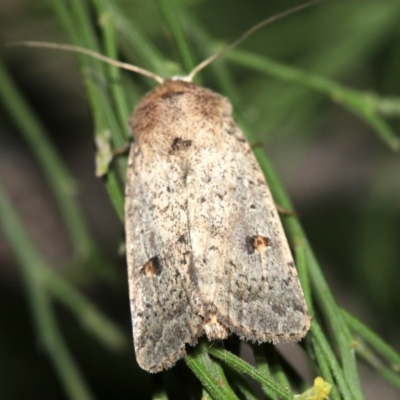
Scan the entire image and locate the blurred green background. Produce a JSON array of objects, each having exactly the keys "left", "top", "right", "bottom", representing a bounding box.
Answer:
[{"left": 0, "top": 0, "right": 399, "bottom": 399}]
